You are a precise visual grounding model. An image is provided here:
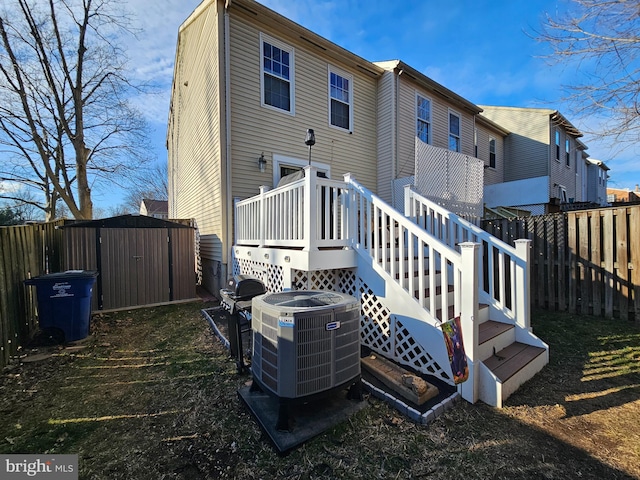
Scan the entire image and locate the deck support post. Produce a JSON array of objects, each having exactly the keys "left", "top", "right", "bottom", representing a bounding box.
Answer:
[
  {"left": 303, "top": 166, "right": 318, "bottom": 252},
  {"left": 258, "top": 185, "right": 269, "bottom": 248},
  {"left": 458, "top": 241, "right": 480, "bottom": 404},
  {"left": 343, "top": 173, "right": 357, "bottom": 247},
  {"left": 515, "top": 239, "right": 532, "bottom": 331}
]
